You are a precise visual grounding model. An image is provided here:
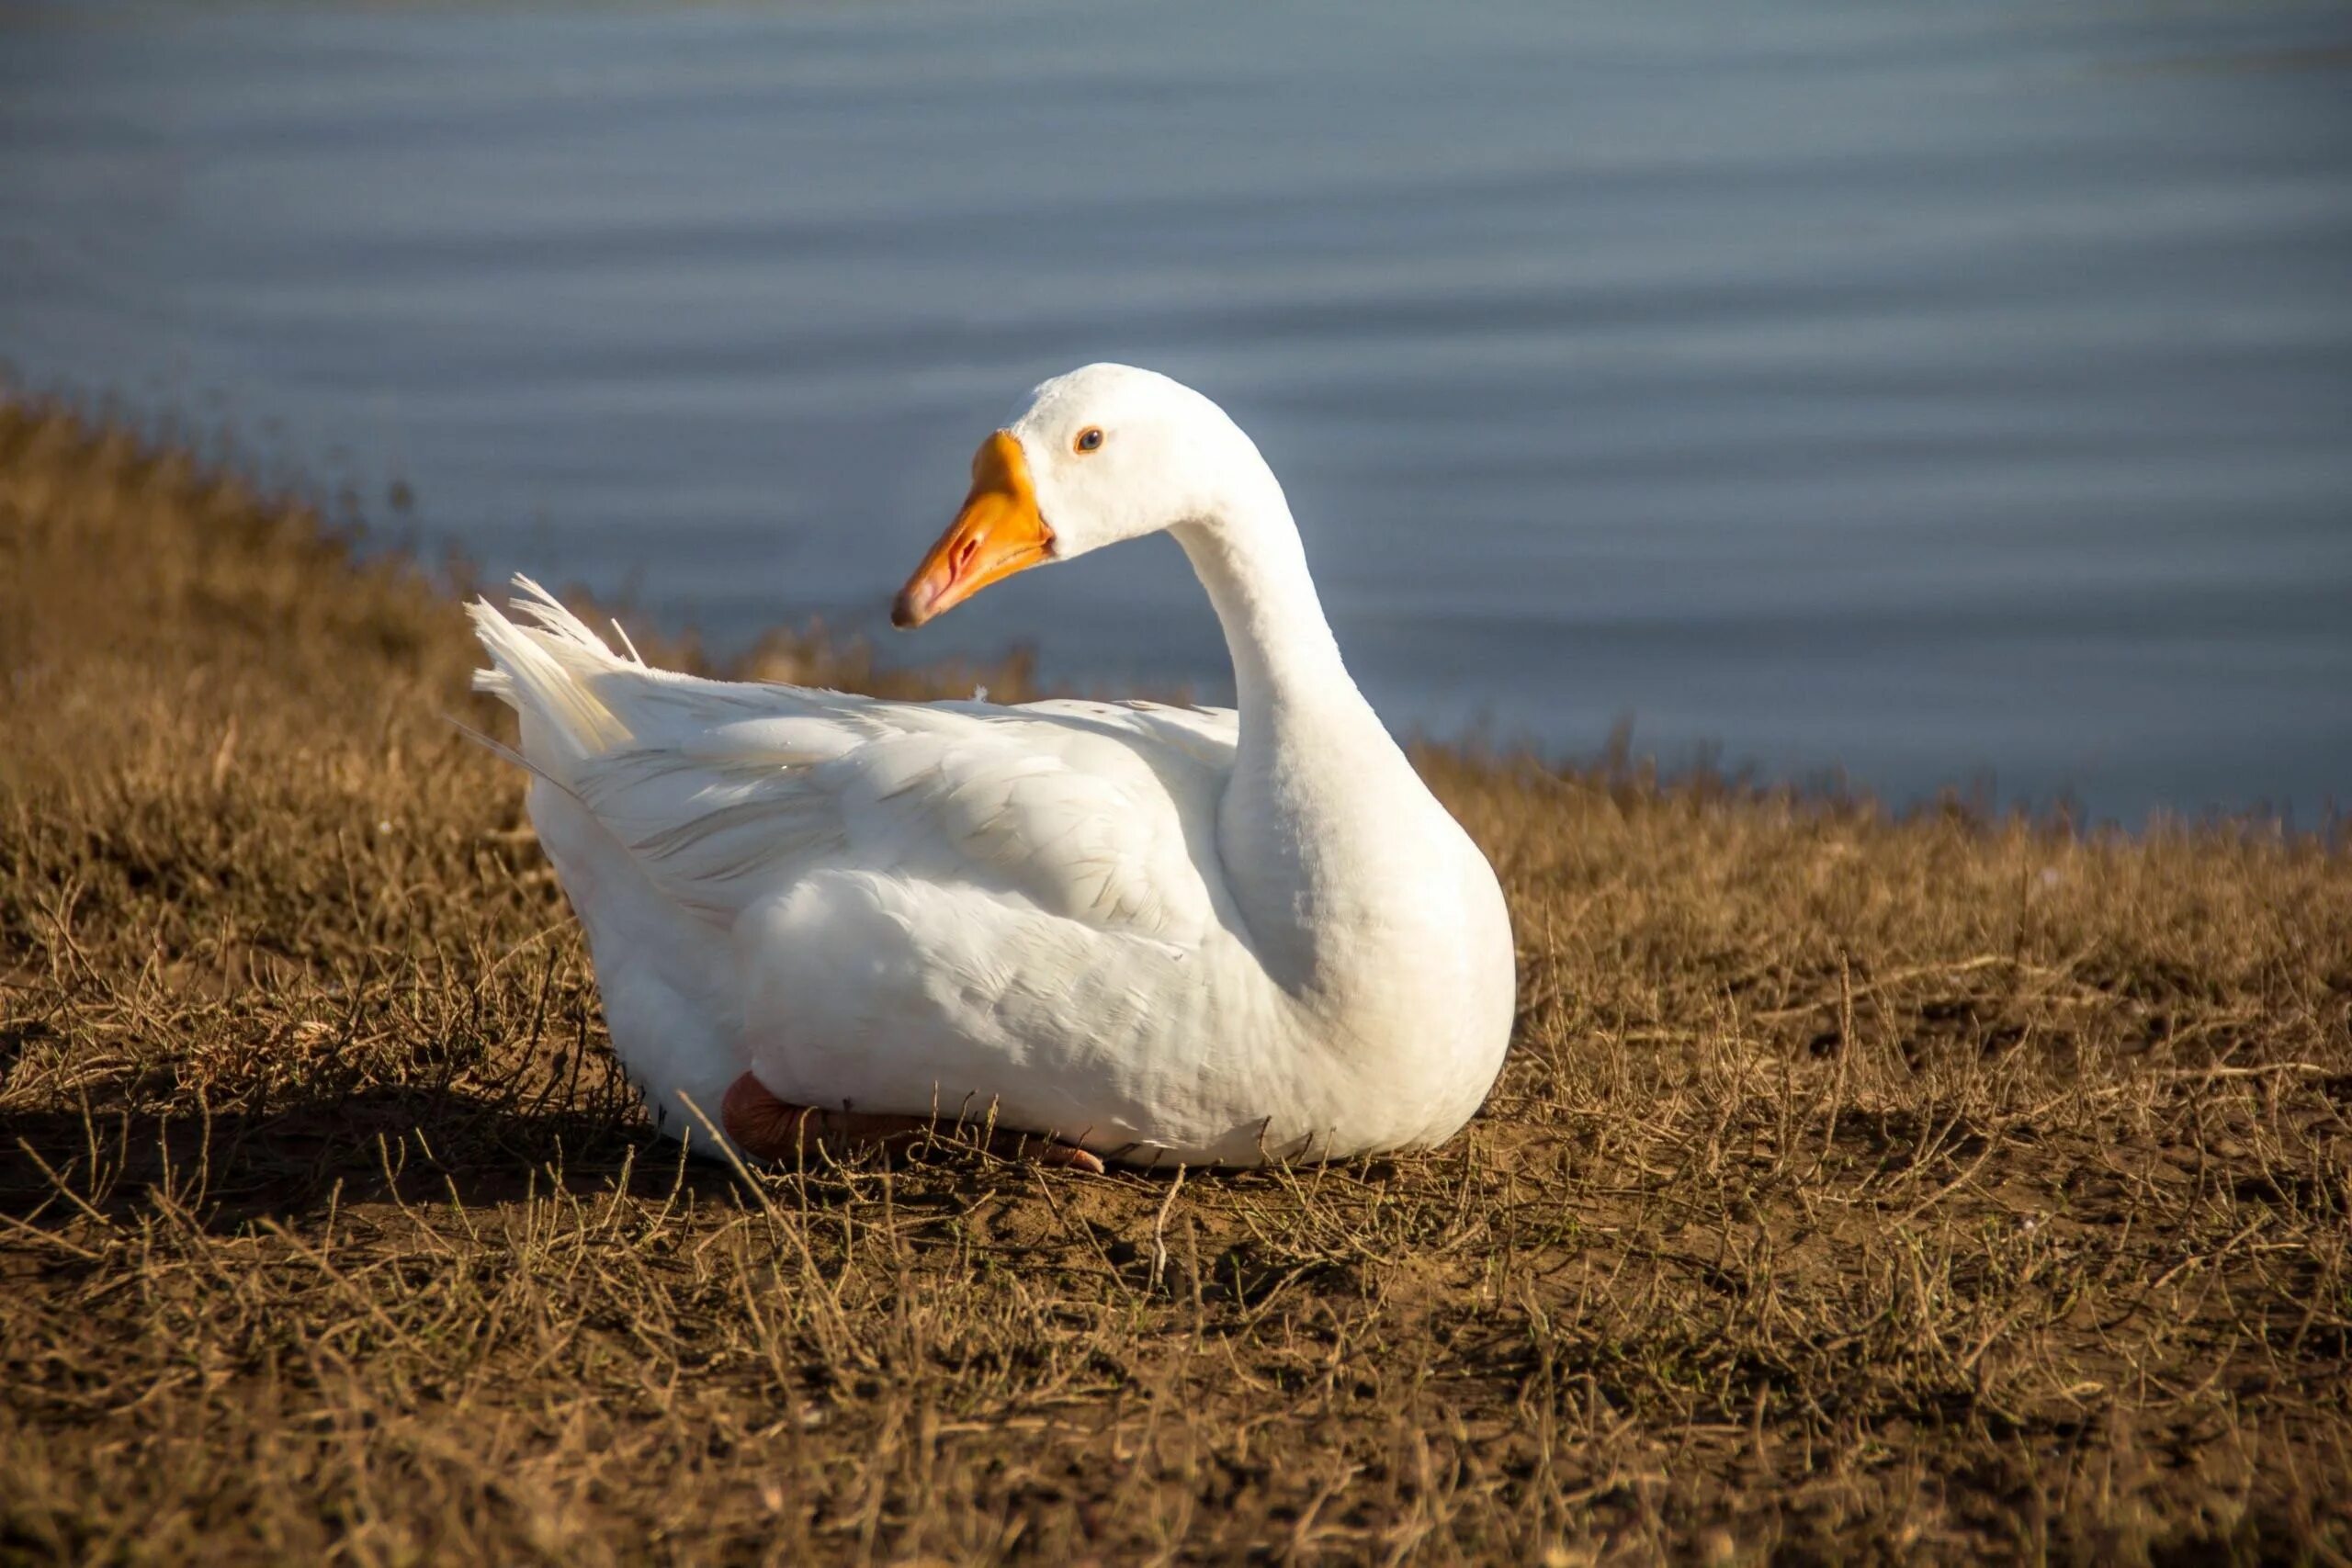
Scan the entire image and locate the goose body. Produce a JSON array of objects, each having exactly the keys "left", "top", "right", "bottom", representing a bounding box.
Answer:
[{"left": 472, "top": 365, "right": 1514, "bottom": 1168}]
